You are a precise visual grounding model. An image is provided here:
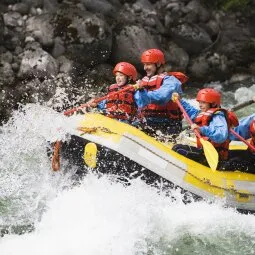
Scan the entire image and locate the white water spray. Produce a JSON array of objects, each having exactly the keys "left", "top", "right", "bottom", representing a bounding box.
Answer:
[{"left": 1, "top": 83, "right": 255, "bottom": 254}]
